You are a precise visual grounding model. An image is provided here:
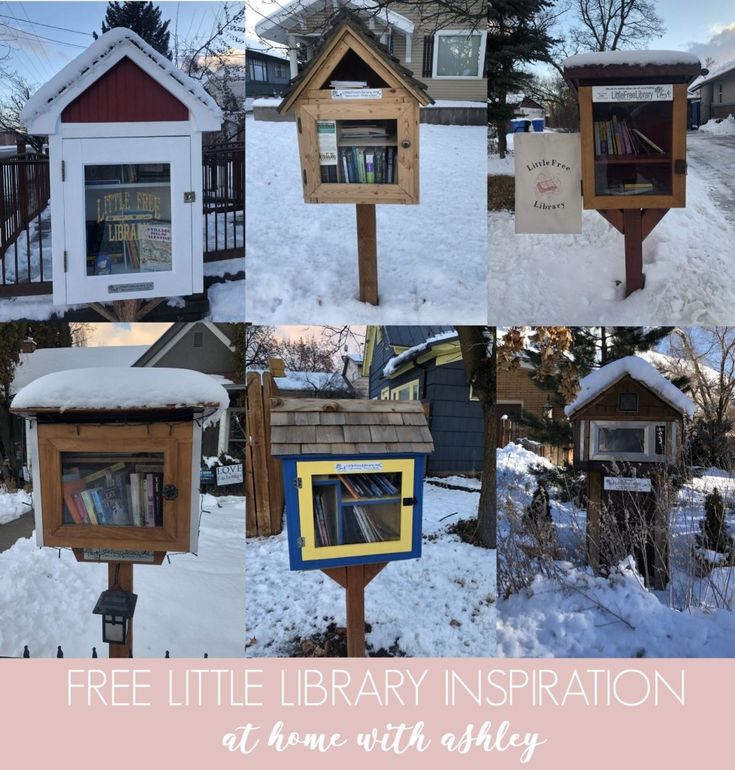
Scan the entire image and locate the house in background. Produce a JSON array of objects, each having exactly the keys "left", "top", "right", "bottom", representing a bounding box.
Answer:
[
  {"left": 245, "top": 37, "right": 292, "bottom": 102},
  {"left": 342, "top": 352, "right": 367, "bottom": 397},
  {"left": 364, "top": 326, "right": 483, "bottom": 475},
  {"left": 8, "top": 323, "right": 244, "bottom": 481},
  {"left": 254, "top": 0, "right": 486, "bottom": 123},
  {"left": 689, "top": 60, "right": 735, "bottom": 124}
]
